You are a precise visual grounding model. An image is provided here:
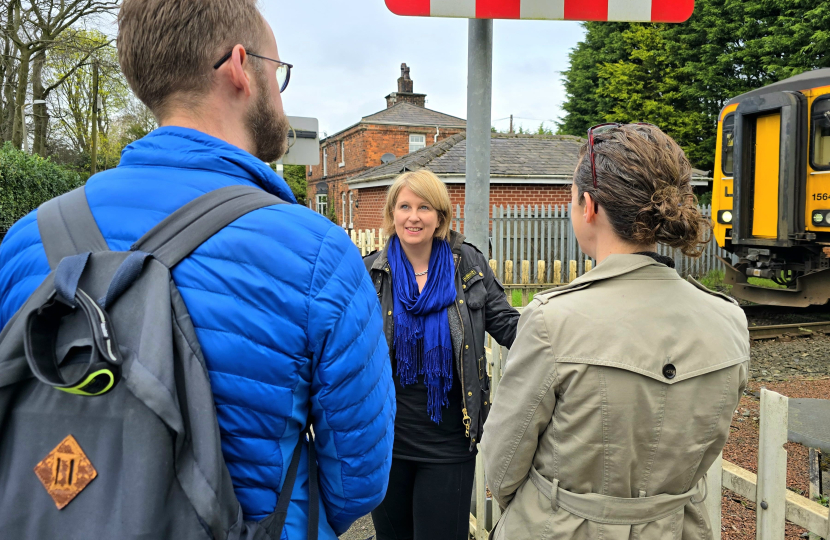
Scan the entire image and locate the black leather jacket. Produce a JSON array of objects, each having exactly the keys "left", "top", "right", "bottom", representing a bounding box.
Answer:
[{"left": 364, "top": 230, "right": 520, "bottom": 450}]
